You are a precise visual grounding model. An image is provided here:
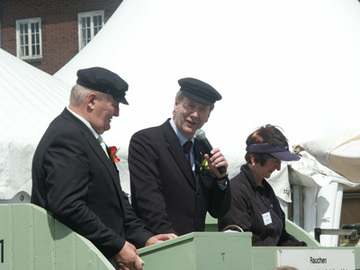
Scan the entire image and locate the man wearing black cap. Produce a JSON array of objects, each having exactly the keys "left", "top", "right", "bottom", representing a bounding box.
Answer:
[
  {"left": 128, "top": 77, "right": 231, "bottom": 236},
  {"left": 31, "top": 67, "right": 176, "bottom": 270}
]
